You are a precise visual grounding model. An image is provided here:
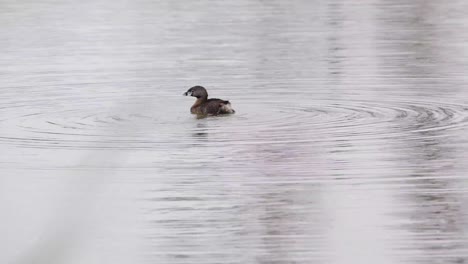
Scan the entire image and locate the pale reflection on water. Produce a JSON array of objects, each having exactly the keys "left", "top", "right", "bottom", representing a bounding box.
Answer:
[{"left": 1, "top": 0, "right": 468, "bottom": 264}]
